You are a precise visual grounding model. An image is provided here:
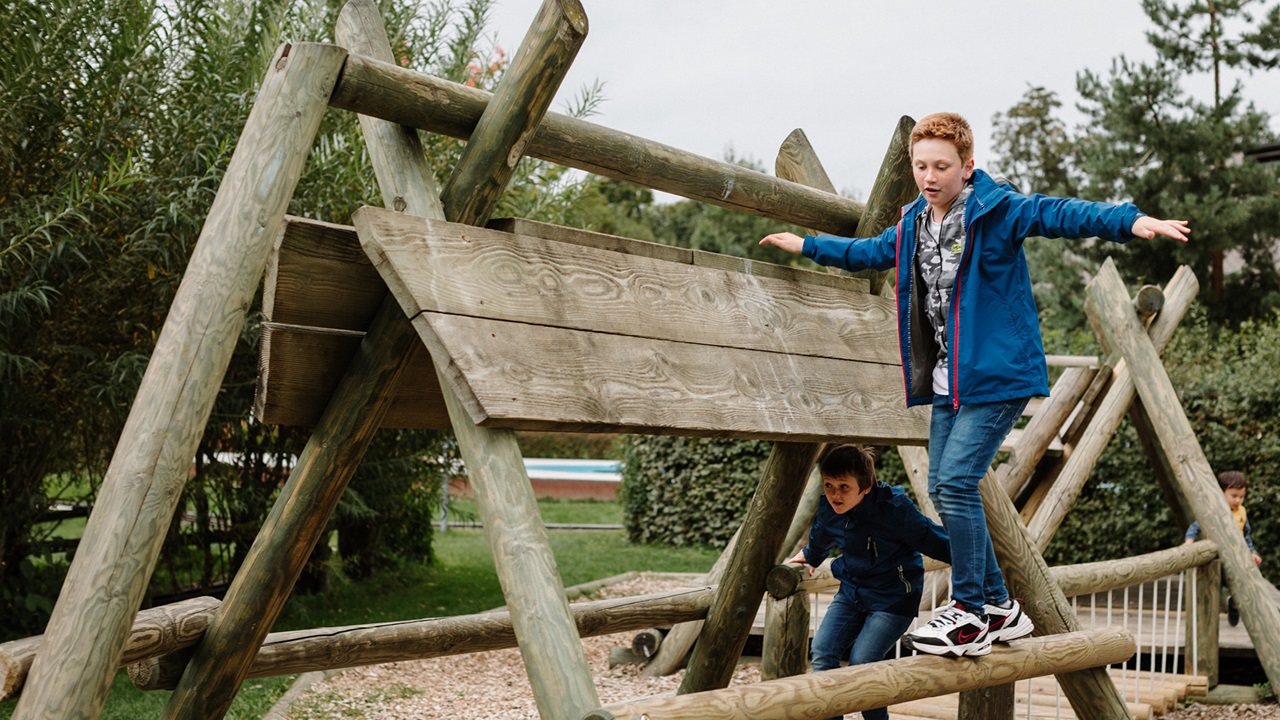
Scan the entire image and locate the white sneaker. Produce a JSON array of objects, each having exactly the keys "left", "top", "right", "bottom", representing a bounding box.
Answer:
[
  {"left": 985, "top": 599, "right": 1035, "bottom": 642},
  {"left": 904, "top": 601, "right": 991, "bottom": 657}
]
